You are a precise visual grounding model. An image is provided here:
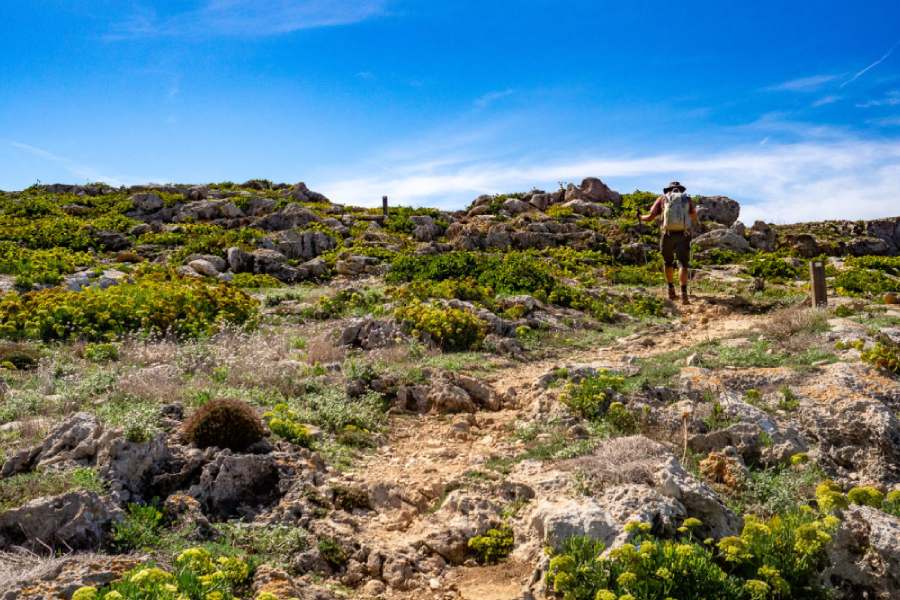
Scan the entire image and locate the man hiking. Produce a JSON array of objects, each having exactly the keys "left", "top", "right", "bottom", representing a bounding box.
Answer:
[{"left": 640, "top": 181, "right": 699, "bottom": 304}]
